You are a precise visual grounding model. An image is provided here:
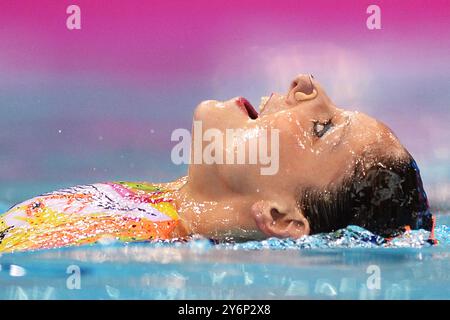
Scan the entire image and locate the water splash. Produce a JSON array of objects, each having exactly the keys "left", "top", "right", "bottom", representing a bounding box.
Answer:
[
  {"left": 219, "top": 225, "right": 449, "bottom": 250},
  {"left": 132, "top": 222, "right": 450, "bottom": 251},
  {"left": 1, "top": 219, "right": 449, "bottom": 300}
]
